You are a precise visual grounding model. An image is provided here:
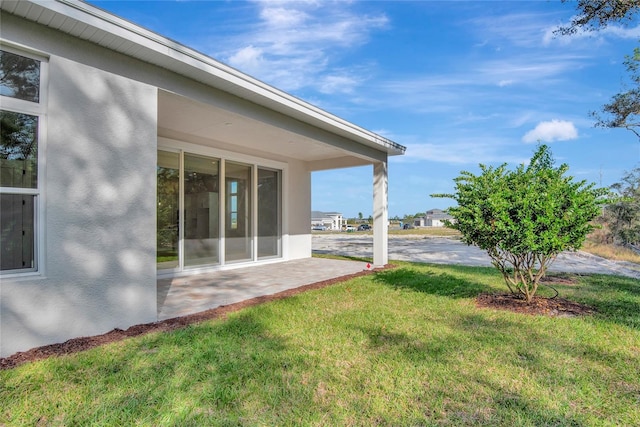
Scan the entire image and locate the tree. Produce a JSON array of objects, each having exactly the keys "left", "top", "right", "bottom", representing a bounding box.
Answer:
[
  {"left": 557, "top": 1, "right": 640, "bottom": 139},
  {"left": 0, "top": 50, "right": 41, "bottom": 102},
  {"left": 606, "top": 167, "right": 640, "bottom": 245},
  {"left": 593, "top": 49, "right": 640, "bottom": 139},
  {"left": 432, "top": 145, "right": 606, "bottom": 303},
  {"left": 358, "top": 212, "right": 363, "bottom": 220},
  {"left": 402, "top": 213, "right": 416, "bottom": 223},
  {"left": 556, "top": 0, "right": 640, "bottom": 35}
]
